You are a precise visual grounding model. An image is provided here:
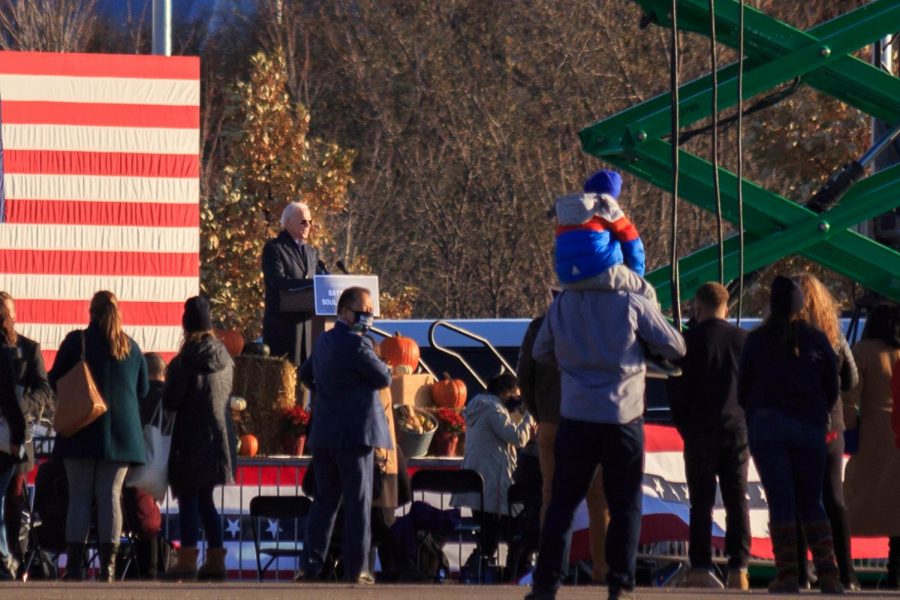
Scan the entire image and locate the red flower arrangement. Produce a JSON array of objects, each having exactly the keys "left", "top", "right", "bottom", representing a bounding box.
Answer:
[
  {"left": 434, "top": 408, "right": 465, "bottom": 436},
  {"left": 279, "top": 405, "right": 311, "bottom": 436}
]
